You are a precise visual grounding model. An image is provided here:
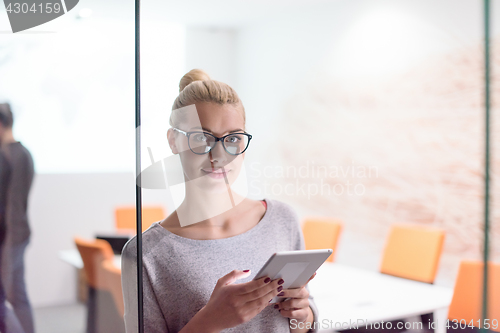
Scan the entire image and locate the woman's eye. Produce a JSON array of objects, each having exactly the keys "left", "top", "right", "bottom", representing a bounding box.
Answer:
[{"left": 226, "top": 135, "right": 241, "bottom": 143}]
